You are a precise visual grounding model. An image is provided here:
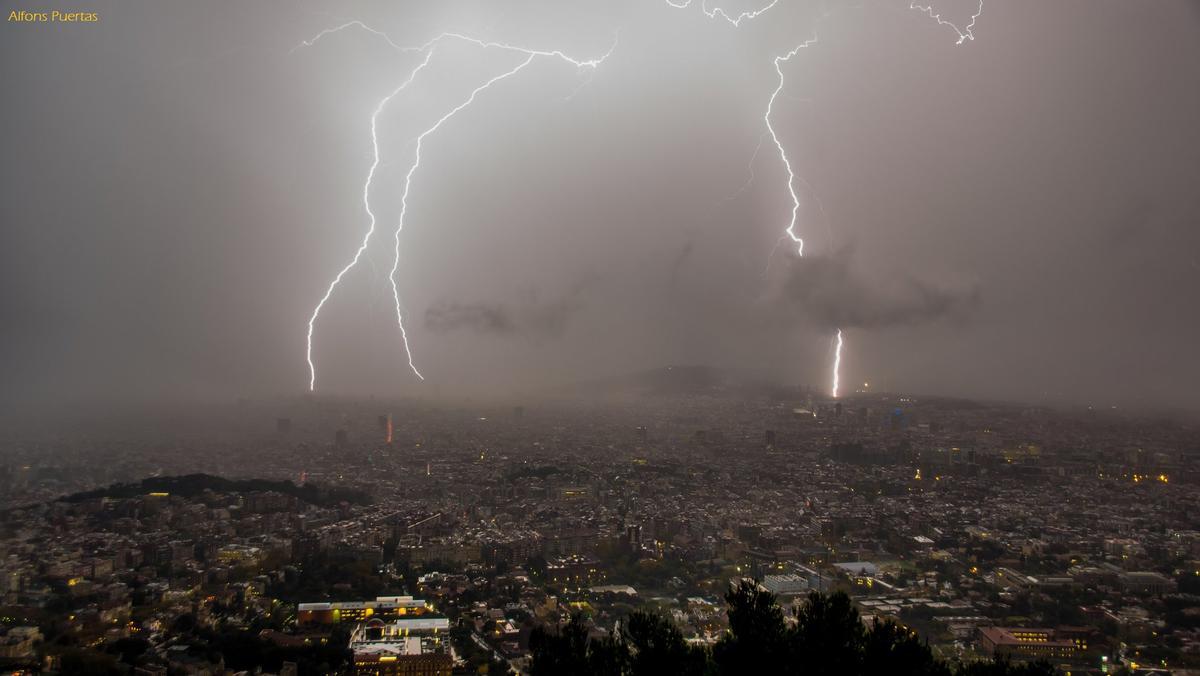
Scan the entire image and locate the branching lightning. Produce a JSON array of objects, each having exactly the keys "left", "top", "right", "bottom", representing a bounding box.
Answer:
[
  {"left": 909, "top": 0, "right": 985, "bottom": 45},
  {"left": 298, "top": 1, "right": 987, "bottom": 395},
  {"left": 666, "top": 0, "right": 781, "bottom": 27},
  {"left": 672, "top": 0, "right": 989, "bottom": 398},
  {"left": 304, "top": 49, "right": 434, "bottom": 391},
  {"left": 296, "top": 21, "right": 614, "bottom": 390},
  {"left": 764, "top": 37, "right": 820, "bottom": 259},
  {"left": 763, "top": 36, "right": 848, "bottom": 399},
  {"left": 386, "top": 53, "right": 538, "bottom": 382}
]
